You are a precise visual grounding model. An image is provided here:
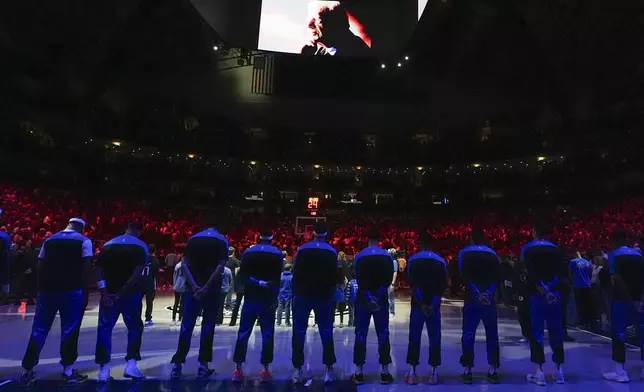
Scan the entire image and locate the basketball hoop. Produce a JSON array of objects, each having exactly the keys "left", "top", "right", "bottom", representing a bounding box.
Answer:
[{"left": 295, "top": 216, "right": 327, "bottom": 236}]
